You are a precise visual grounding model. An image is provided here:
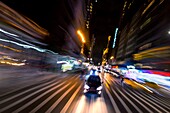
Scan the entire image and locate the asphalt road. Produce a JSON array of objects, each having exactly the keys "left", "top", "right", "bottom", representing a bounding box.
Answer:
[{"left": 0, "top": 71, "right": 170, "bottom": 113}]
